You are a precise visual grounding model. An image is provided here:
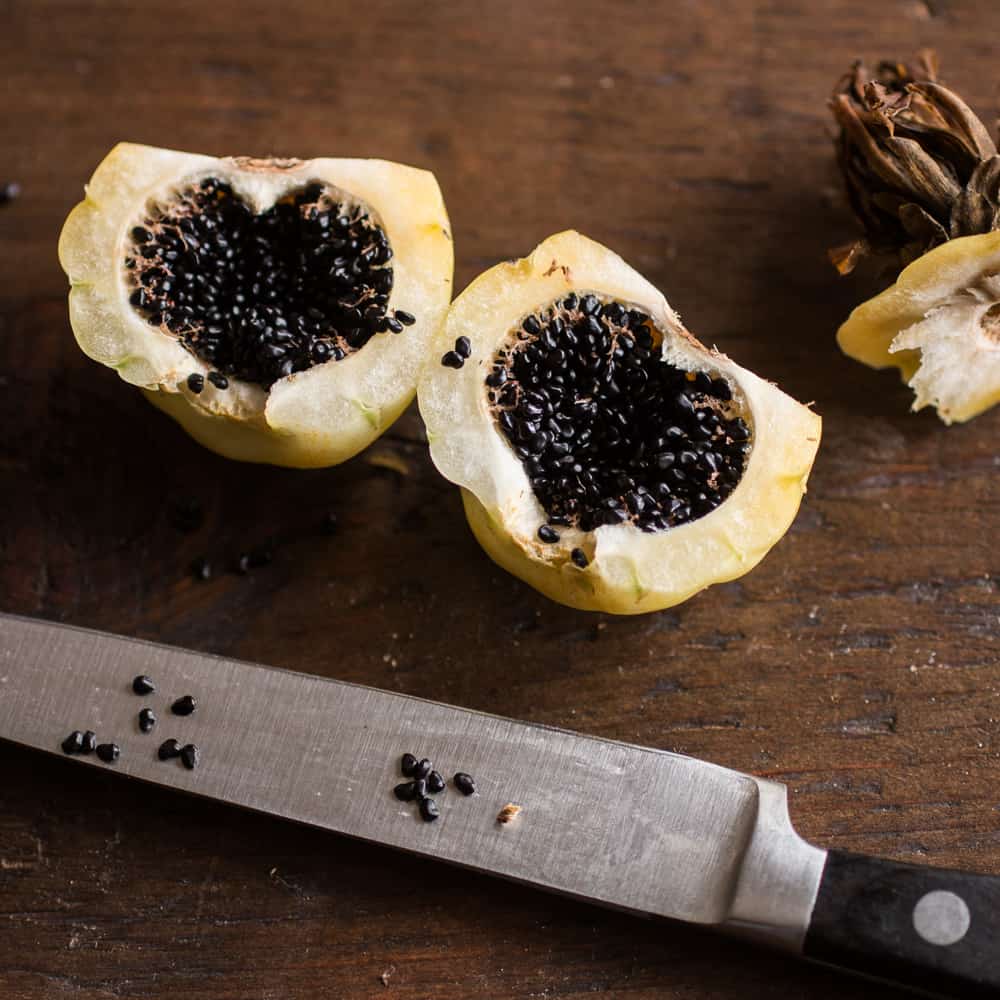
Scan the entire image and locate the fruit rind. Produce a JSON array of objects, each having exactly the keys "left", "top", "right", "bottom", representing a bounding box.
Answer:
[
  {"left": 419, "top": 231, "right": 821, "bottom": 614},
  {"left": 59, "top": 143, "right": 453, "bottom": 467},
  {"left": 836, "top": 232, "right": 1000, "bottom": 424}
]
